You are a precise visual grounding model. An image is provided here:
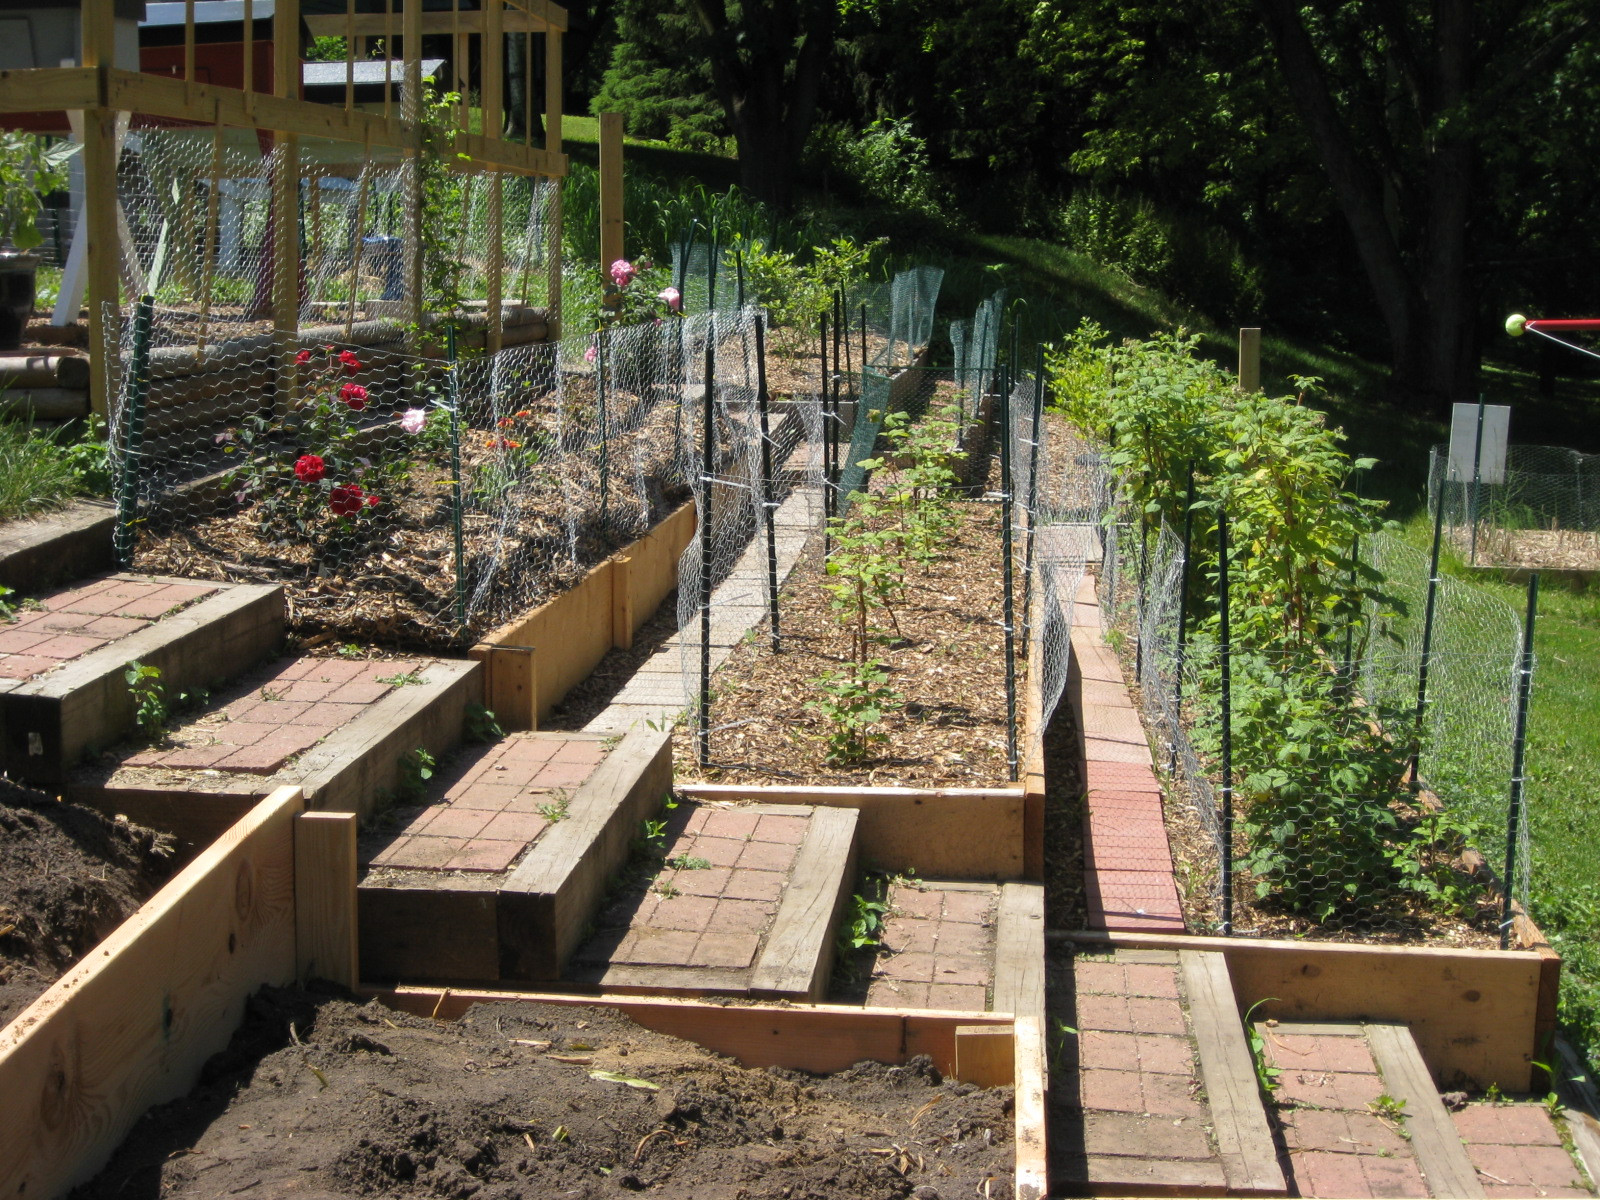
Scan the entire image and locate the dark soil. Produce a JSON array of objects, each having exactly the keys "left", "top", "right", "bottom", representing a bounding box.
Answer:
[
  {"left": 1041, "top": 699, "right": 1087, "bottom": 931},
  {"left": 0, "top": 779, "right": 175, "bottom": 1027},
  {"left": 22, "top": 318, "right": 90, "bottom": 351},
  {"left": 75, "top": 986, "right": 1015, "bottom": 1199}
]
